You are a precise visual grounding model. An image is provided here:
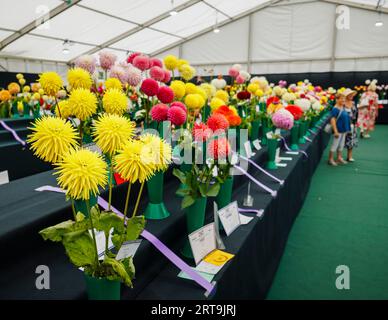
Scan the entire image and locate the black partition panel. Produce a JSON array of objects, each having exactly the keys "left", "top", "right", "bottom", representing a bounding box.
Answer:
[{"left": 0, "top": 72, "right": 39, "bottom": 88}]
